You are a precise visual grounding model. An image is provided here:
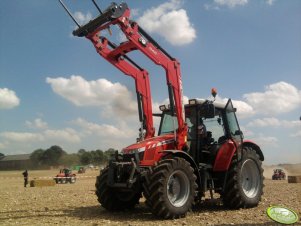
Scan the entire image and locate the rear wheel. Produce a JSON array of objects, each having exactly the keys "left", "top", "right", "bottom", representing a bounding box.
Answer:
[
  {"left": 222, "top": 146, "right": 264, "bottom": 208},
  {"left": 144, "top": 157, "right": 197, "bottom": 219},
  {"left": 95, "top": 167, "right": 141, "bottom": 211}
]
